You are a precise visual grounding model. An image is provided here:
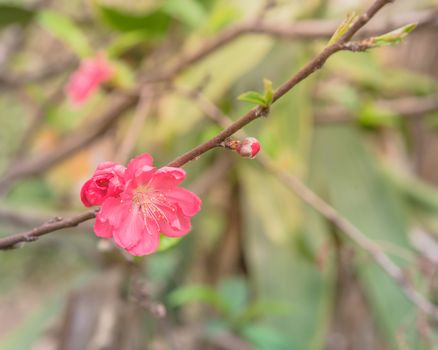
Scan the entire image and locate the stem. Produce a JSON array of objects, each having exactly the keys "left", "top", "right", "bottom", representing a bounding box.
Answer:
[{"left": 0, "top": 0, "right": 397, "bottom": 249}]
